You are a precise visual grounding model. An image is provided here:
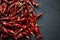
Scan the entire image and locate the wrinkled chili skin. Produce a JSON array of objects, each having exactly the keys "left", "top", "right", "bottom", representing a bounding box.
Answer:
[{"left": 0, "top": 0, "right": 42, "bottom": 40}]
